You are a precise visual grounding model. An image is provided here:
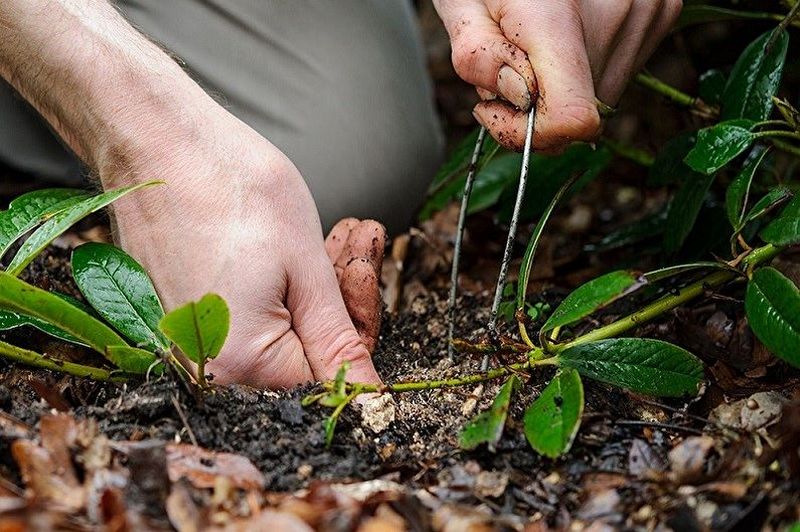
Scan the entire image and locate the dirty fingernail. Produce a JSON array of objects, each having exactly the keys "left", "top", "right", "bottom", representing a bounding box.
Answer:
[
  {"left": 476, "top": 87, "right": 496, "bottom": 101},
  {"left": 497, "top": 65, "right": 530, "bottom": 111}
]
